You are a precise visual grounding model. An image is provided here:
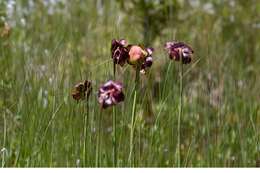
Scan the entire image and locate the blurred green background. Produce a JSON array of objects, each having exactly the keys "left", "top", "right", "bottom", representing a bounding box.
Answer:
[{"left": 0, "top": 0, "right": 260, "bottom": 167}]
